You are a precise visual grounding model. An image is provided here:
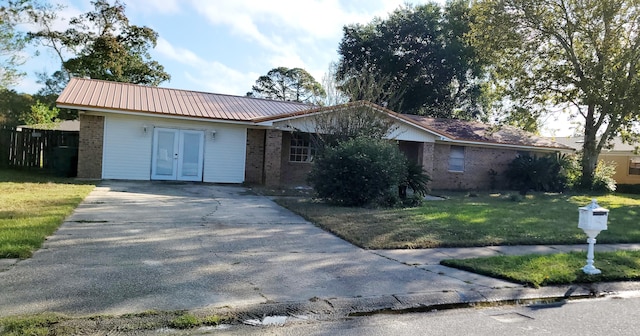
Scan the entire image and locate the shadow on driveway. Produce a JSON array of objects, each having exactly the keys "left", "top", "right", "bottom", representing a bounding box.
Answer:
[{"left": 0, "top": 181, "right": 516, "bottom": 317}]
